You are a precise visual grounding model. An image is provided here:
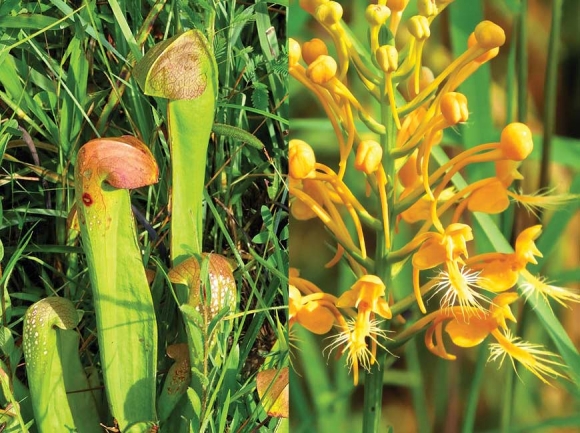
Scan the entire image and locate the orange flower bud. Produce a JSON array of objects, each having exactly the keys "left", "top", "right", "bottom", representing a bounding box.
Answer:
[
  {"left": 445, "top": 317, "right": 495, "bottom": 347},
  {"left": 408, "top": 15, "right": 430, "bottom": 40},
  {"left": 315, "top": 1, "right": 343, "bottom": 26},
  {"left": 365, "top": 4, "right": 391, "bottom": 26},
  {"left": 443, "top": 223, "right": 473, "bottom": 259},
  {"left": 302, "top": 38, "right": 328, "bottom": 65},
  {"left": 440, "top": 92, "right": 468, "bottom": 125},
  {"left": 388, "top": 0, "right": 410, "bottom": 12},
  {"left": 354, "top": 140, "right": 383, "bottom": 174},
  {"left": 375, "top": 45, "right": 399, "bottom": 73},
  {"left": 298, "top": 301, "right": 335, "bottom": 334},
  {"left": 474, "top": 21, "right": 505, "bottom": 49},
  {"left": 290, "top": 284, "right": 335, "bottom": 334},
  {"left": 289, "top": 38, "right": 302, "bottom": 68},
  {"left": 306, "top": 55, "right": 337, "bottom": 84},
  {"left": 405, "top": 66, "right": 435, "bottom": 99},
  {"left": 490, "top": 292, "right": 518, "bottom": 325},
  {"left": 500, "top": 123, "right": 533, "bottom": 161},
  {"left": 289, "top": 139, "right": 316, "bottom": 179},
  {"left": 477, "top": 259, "right": 519, "bottom": 293},
  {"left": 337, "top": 275, "right": 392, "bottom": 319},
  {"left": 299, "top": 0, "right": 329, "bottom": 15},
  {"left": 467, "top": 32, "right": 499, "bottom": 63}
]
